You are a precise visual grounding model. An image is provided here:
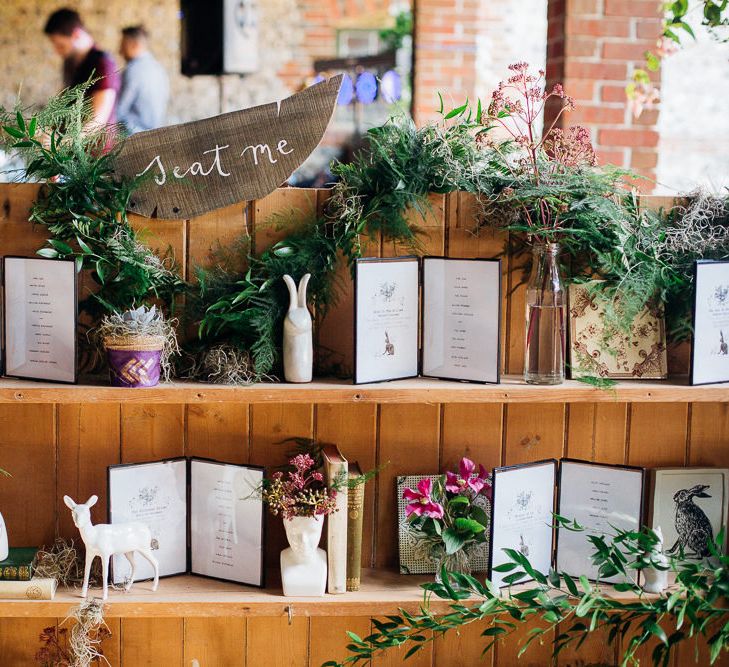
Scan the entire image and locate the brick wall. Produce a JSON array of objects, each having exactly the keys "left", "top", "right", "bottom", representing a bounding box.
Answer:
[
  {"left": 412, "top": 0, "right": 480, "bottom": 124},
  {"left": 544, "top": 0, "right": 663, "bottom": 185}
]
